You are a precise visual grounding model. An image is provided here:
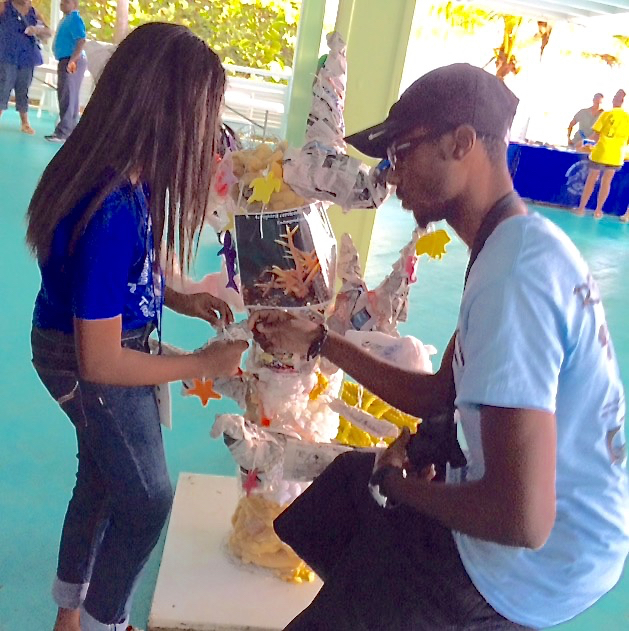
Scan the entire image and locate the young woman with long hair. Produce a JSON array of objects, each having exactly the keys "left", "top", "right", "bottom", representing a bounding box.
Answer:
[{"left": 26, "top": 23, "right": 247, "bottom": 631}]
